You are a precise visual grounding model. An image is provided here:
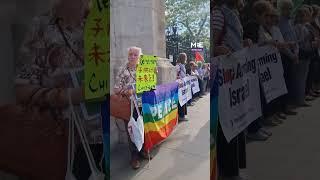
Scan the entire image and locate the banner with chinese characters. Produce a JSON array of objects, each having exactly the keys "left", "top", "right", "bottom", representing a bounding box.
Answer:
[
  {"left": 136, "top": 55, "right": 158, "bottom": 94},
  {"left": 84, "top": 0, "right": 110, "bottom": 101}
]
